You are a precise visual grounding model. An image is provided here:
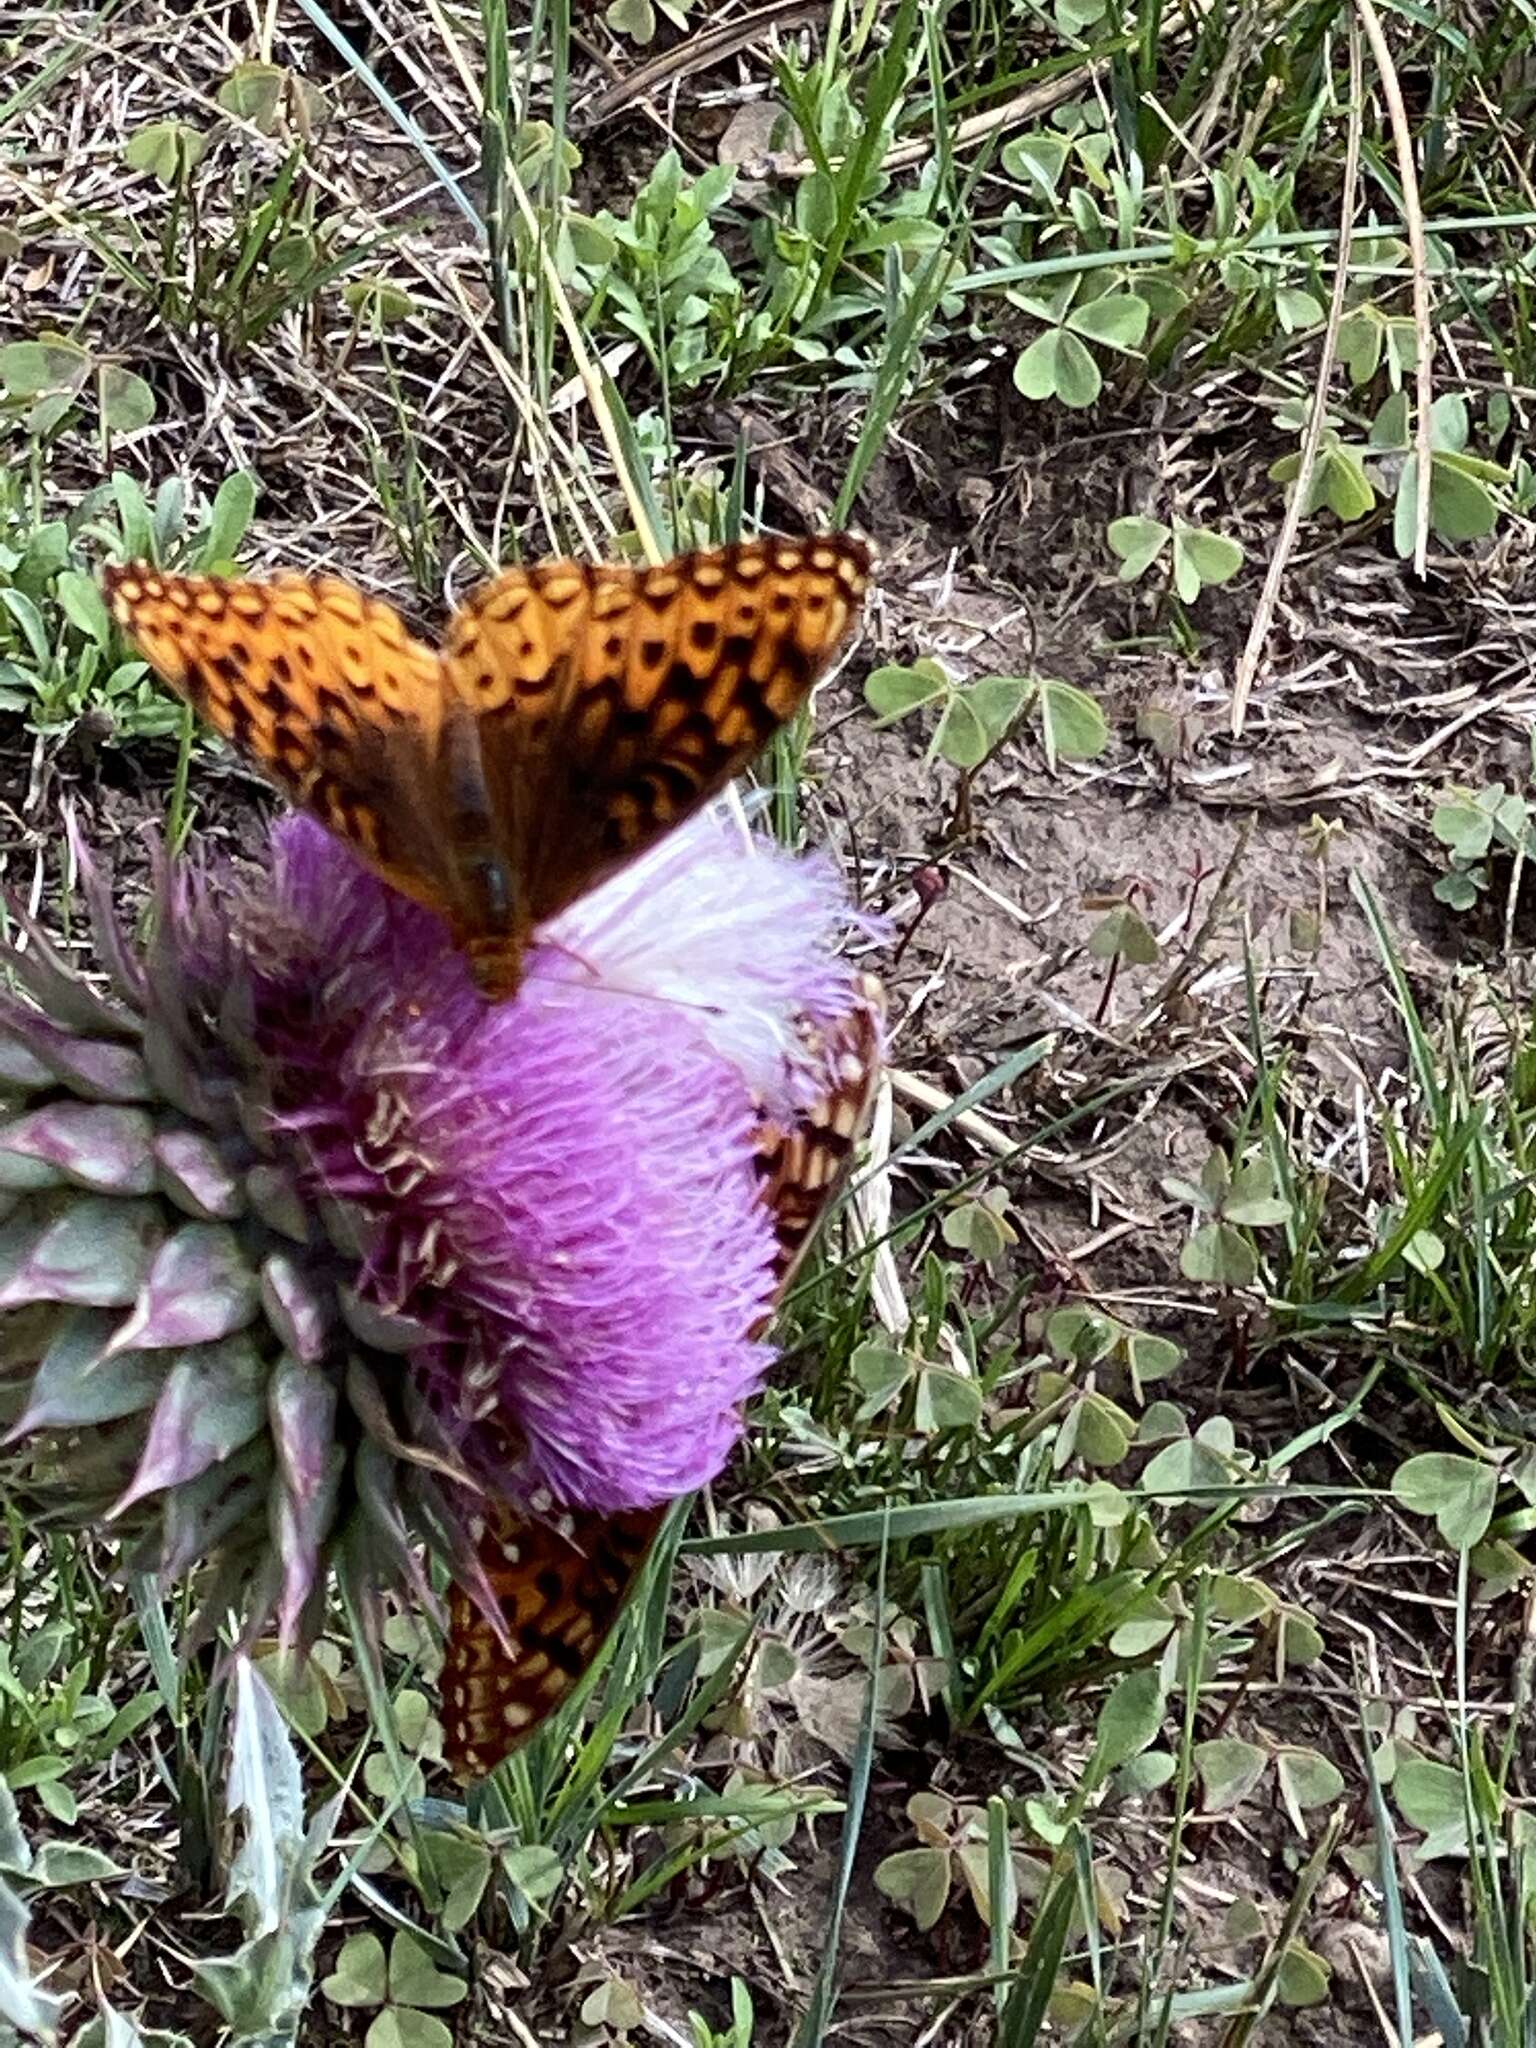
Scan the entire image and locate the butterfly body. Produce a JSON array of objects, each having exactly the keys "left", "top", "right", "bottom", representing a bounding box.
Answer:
[{"left": 104, "top": 538, "right": 871, "bottom": 998}]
